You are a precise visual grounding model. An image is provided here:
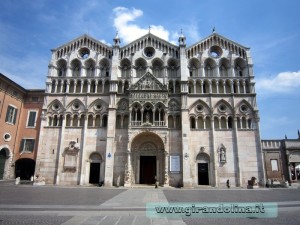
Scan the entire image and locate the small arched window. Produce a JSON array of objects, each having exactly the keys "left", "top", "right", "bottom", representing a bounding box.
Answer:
[{"left": 190, "top": 117, "right": 196, "bottom": 129}]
